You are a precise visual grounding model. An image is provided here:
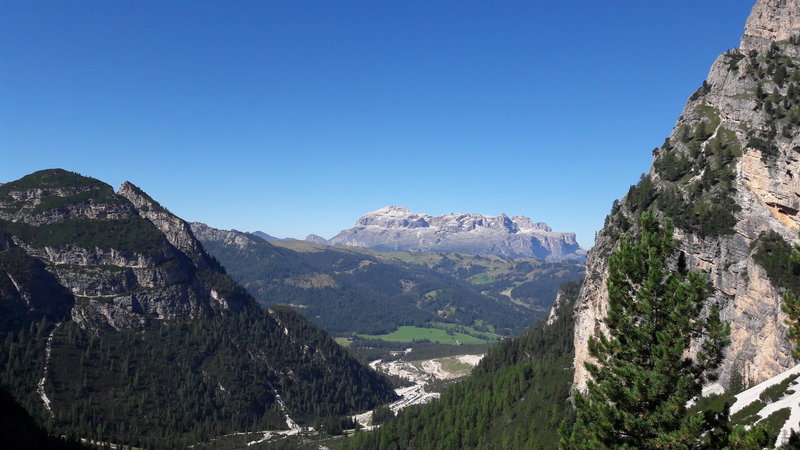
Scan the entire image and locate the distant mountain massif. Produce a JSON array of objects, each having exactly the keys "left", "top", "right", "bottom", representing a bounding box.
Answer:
[
  {"left": 0, "top": 169, "right": 396, "bottom": 448},
  {"left": 308, "top": 206, "right": 586, "bottom": 261}
]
